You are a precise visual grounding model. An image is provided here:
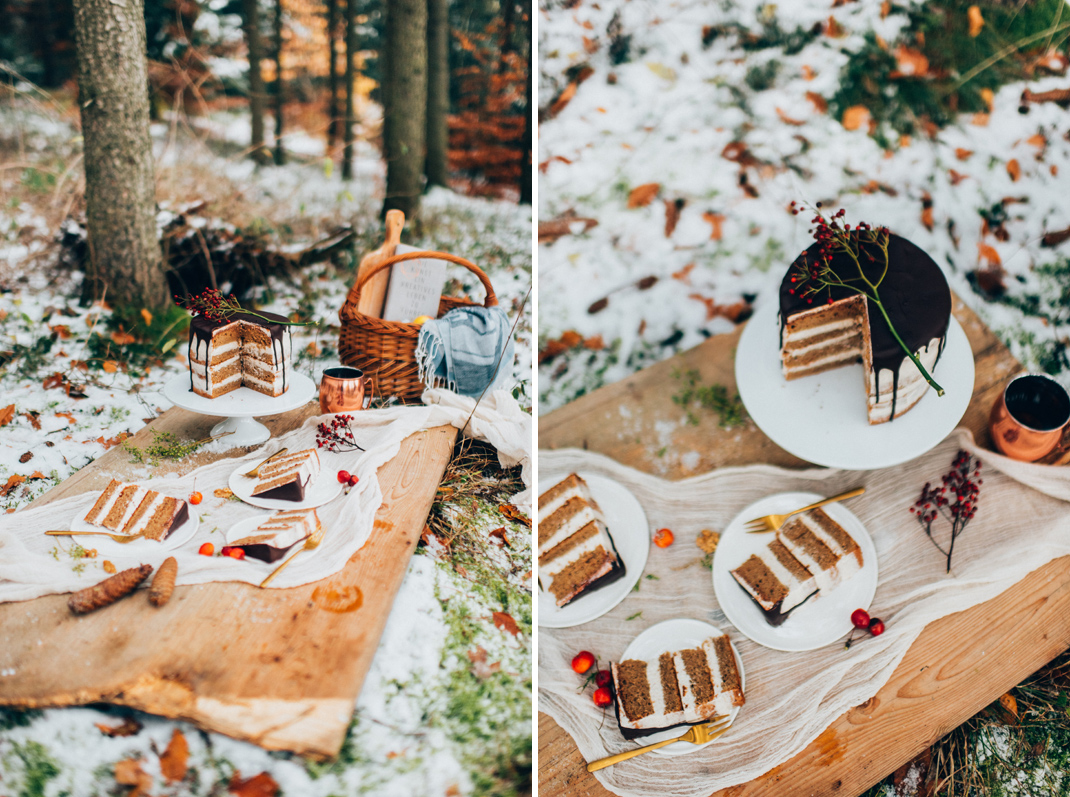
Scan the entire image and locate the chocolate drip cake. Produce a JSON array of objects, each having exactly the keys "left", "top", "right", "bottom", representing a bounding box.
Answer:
[
  {"left": 779, "top": 233, "right": 951, "bottom": 423},
  {"left": 252, "top": 449, "right": 320, "bottom": 501},
  {"left": 538, "top": 473, "right": 625, "bottom": 607},
  {"left": 612, "top": 635, "right": 744, "bottom": 739},
  {"left": 731, "top": 508, "right": 863, "bottom": 625},
  {"left": 231, "top": 508, "right": 319, "bottom": 562},
  {"left": 188, "top": 310, "right": 292, "bottom": 399},
  {"left": 84, "top": 479, "right": 189, "bottom": 541}
]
